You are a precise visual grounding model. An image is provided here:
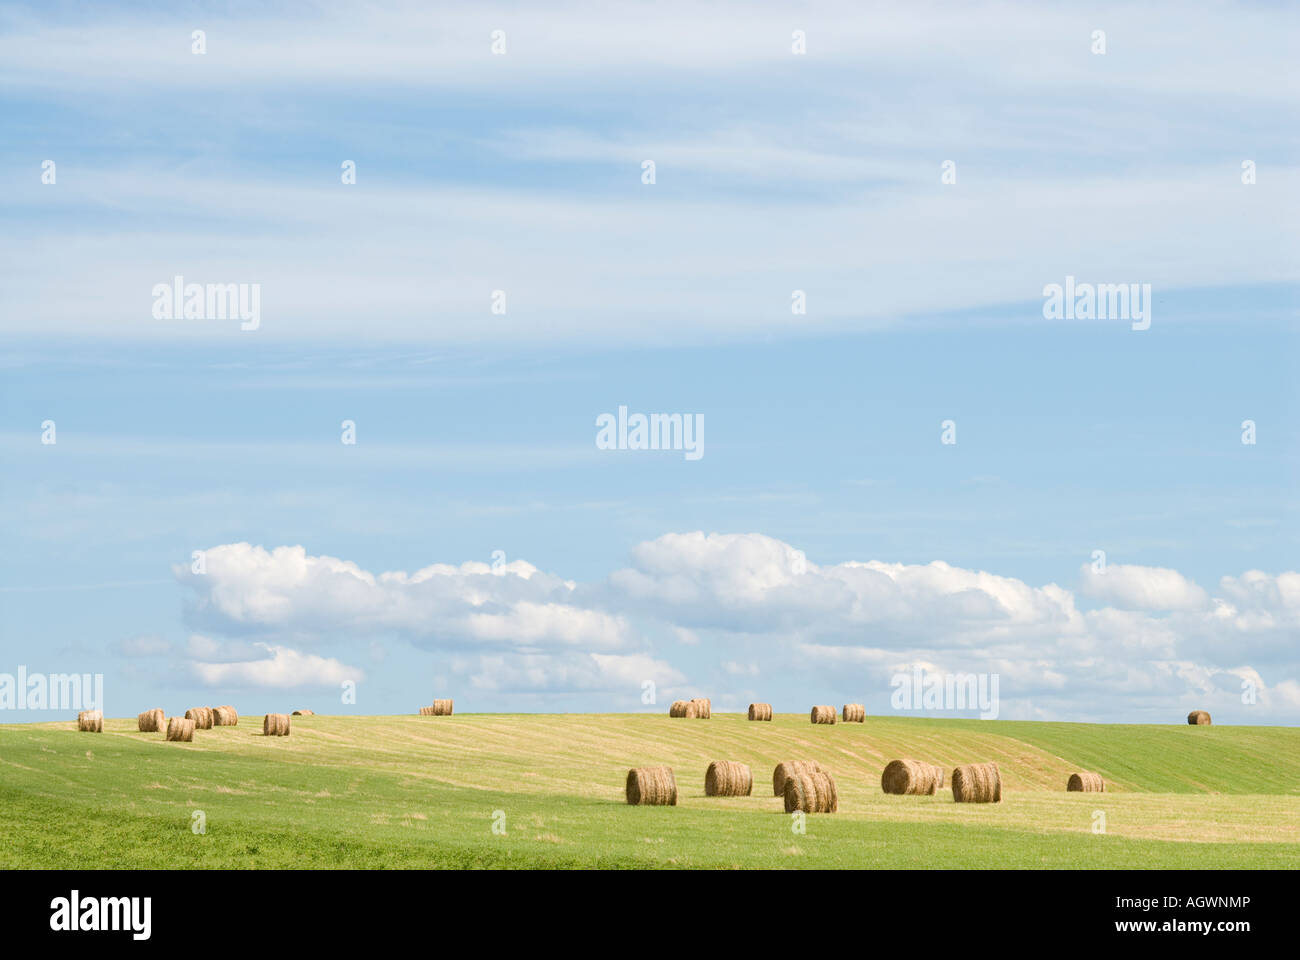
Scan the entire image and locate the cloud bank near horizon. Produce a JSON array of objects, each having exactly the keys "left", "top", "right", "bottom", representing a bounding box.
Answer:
[{"left": 162, "top": 533, "right": 1300, "bottom": 723}]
